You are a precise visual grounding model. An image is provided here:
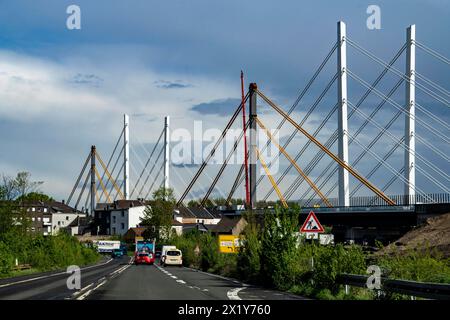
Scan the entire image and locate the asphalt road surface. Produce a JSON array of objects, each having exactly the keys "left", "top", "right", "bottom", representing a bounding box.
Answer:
[
  {"left": 0, "top": 256, "right": 130, "bottom": 300},
  {"left": 86, "top": 262, "right": 305, "bottom": 300},
  {"left": 0, "top": 257, "right": 306, "bottom": 300}
]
